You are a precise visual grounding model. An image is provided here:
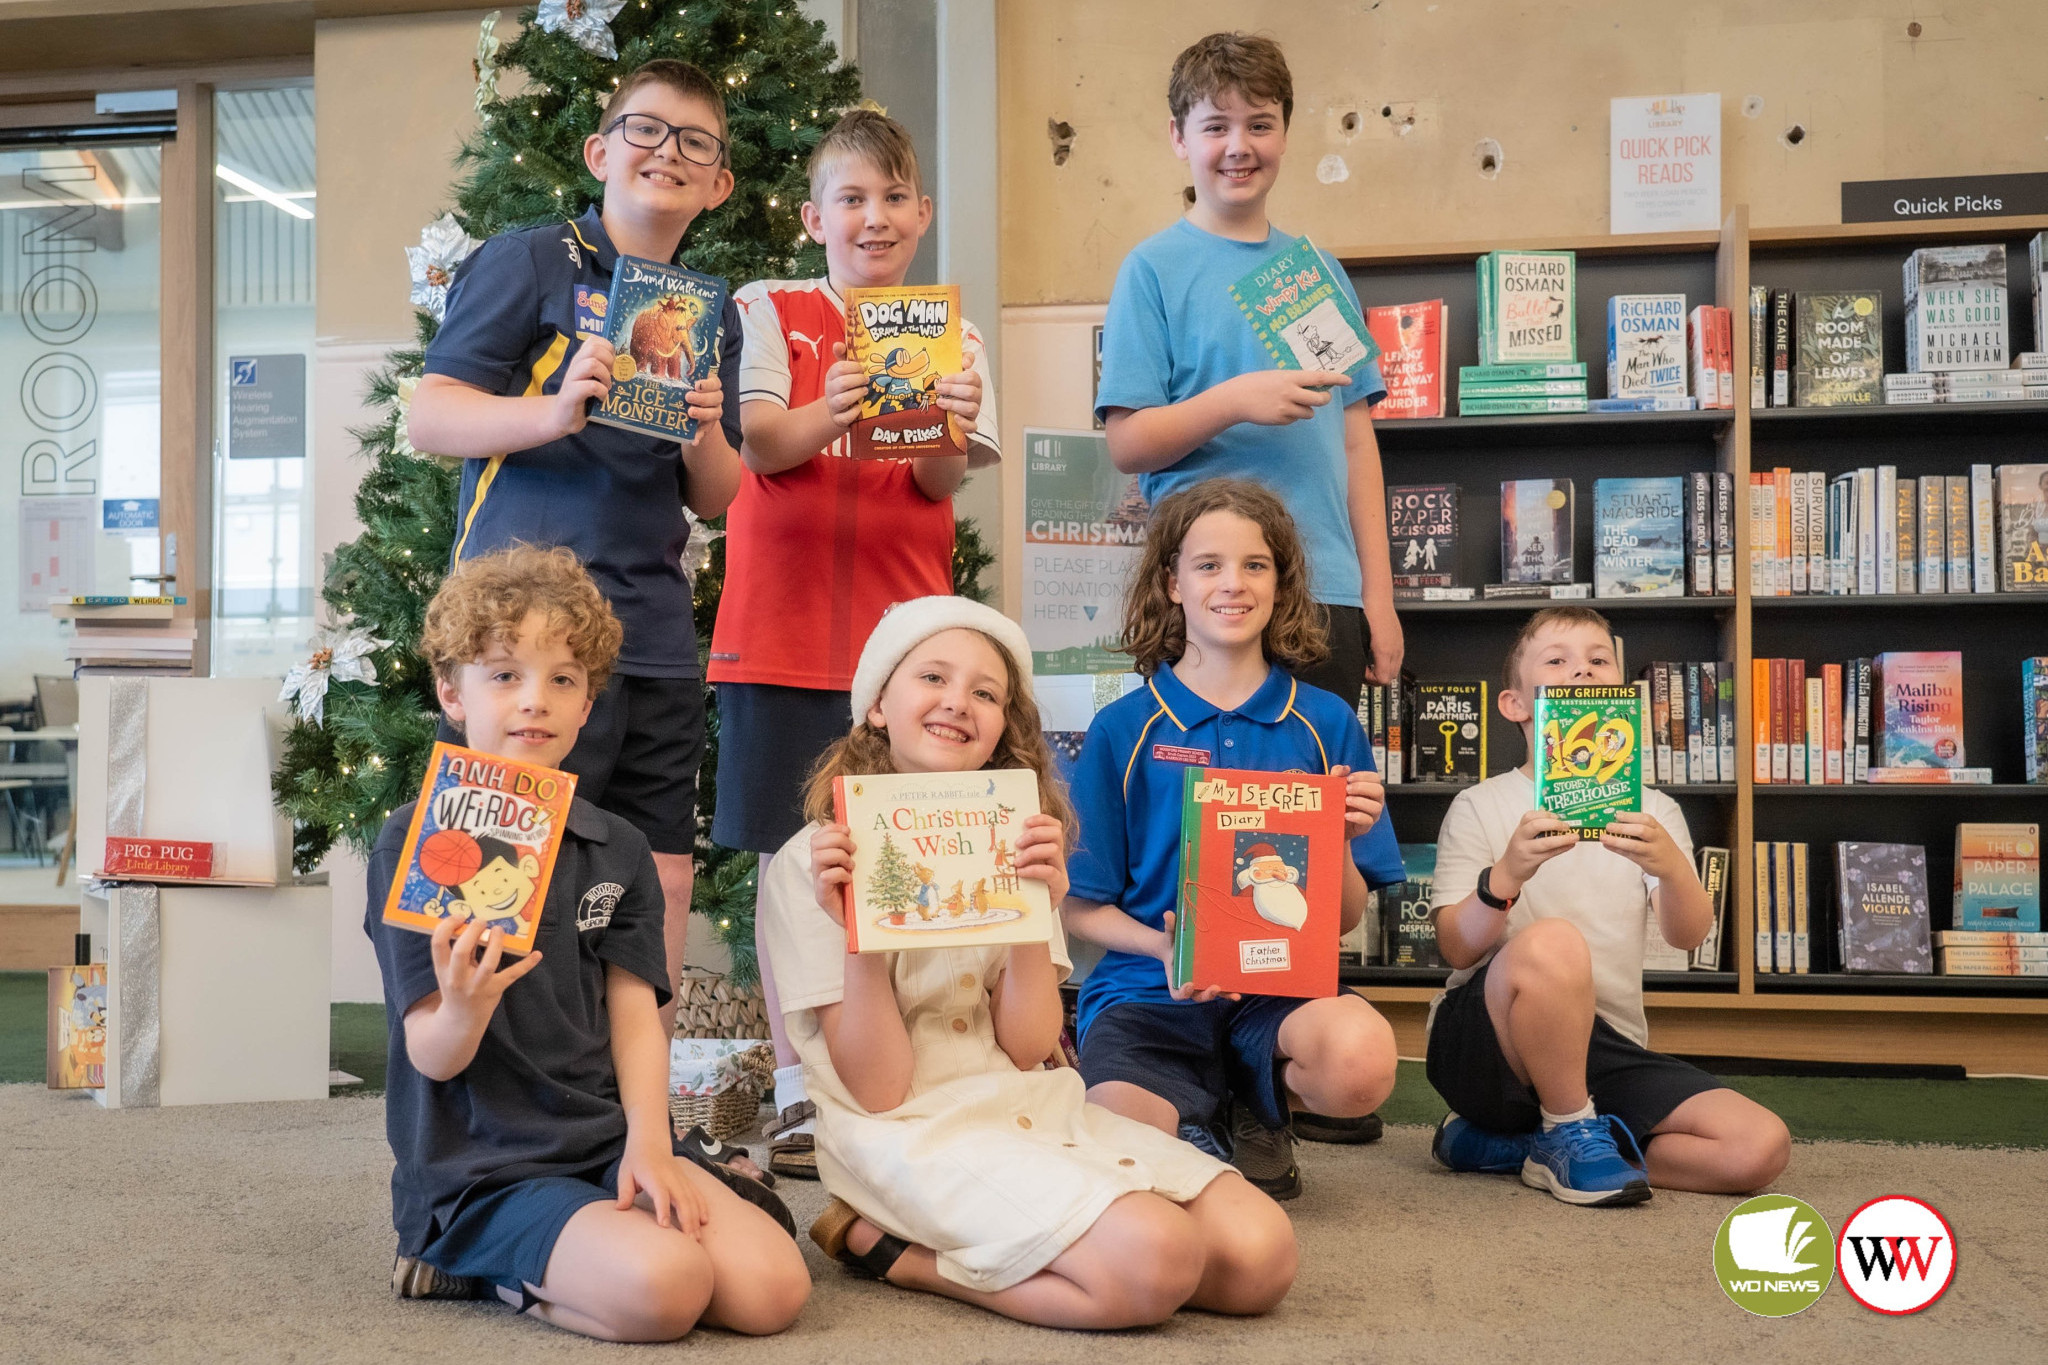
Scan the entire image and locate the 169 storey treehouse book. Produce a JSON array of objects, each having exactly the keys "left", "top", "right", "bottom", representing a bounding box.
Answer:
[
  {"left": 588, "top": 254, "right": 729, "bottom": 442},
  {"left": 1230, "top": 236, "right": 1382, "bottom": 383},
  {"left": 1174, "top": 767, "right": 1347, "bottom": 997},
  {"left": 381, "top": 742, "right": 578, "bottom": 954},
  {"left": 832, "top": 769, "right": 1052, "bottom": 952},
  {"left": 1533, "top": 685, "right": 1645, "bottom": 838},
  {"left": 844, "top": 284, "right": 967, "bottom": 458}
]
